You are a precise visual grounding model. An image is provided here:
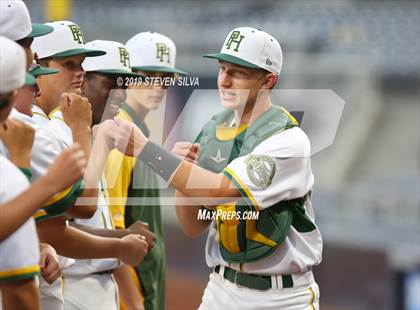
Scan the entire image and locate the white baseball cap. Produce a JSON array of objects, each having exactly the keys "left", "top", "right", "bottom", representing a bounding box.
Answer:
[
  {"left": 32, "top": 21, "right": 106, "bottom": 60},
  {"left": 203, "top": 27, "right": 283, "bottom": 75},
  {"left": 0, "top": 36, "right": 28, "bottom": 93},
  {"left": 0, "top": 0, "right": 53, "bottom": 41},
  {"left": 126, "top": 32, "right": 187, "bottom": 75},
  {"left": 83, "top": 40, "right": 143, "bottom": 78}
]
